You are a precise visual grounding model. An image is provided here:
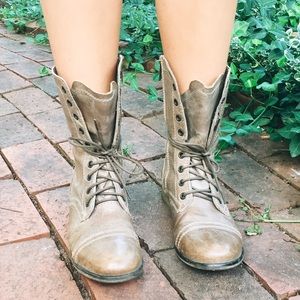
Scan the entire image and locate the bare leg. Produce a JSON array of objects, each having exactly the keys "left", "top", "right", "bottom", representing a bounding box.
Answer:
[
  {"left": 40, "top": 0, "right": 122, "bottom": 93},
  {"left": 156, "top": 0, "right": 237, "bottom": 93}
]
